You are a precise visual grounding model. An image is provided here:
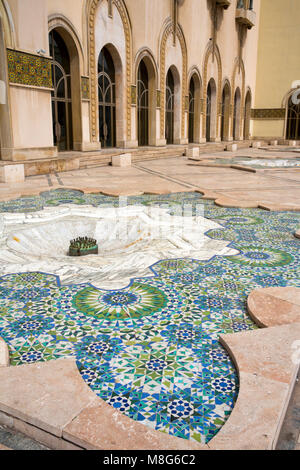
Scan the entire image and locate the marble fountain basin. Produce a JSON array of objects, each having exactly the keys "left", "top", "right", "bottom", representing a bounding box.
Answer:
[{"left": 0, "top": 205, "right": 237, "bottom": 289}]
